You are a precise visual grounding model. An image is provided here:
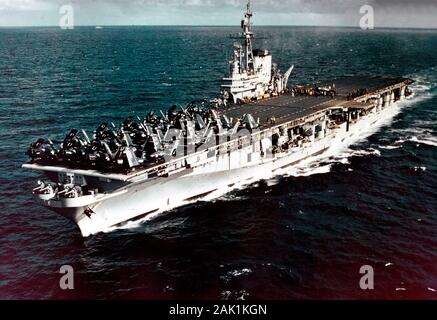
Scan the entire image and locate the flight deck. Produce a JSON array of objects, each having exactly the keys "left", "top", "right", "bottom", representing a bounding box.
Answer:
[{"left": 224, "top": 76, "right": 412, "bottom": 130}]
